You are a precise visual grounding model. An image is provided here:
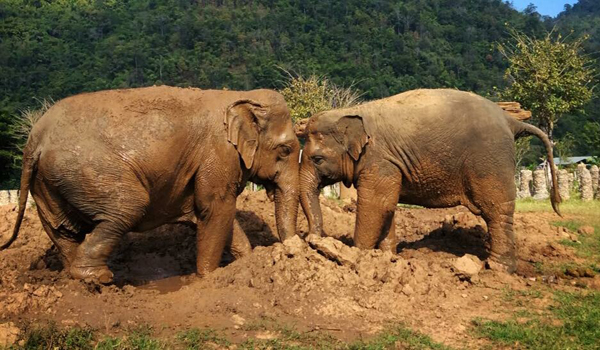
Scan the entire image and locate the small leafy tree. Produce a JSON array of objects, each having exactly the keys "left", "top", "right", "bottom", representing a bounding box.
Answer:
[
  {"left": 554, "top": 133, "right": 576, "bottom": 166},
  {"left": 515, "top": 136, "right": 532, "bottom": 169},
  {"left": 279, "top": 73, "right": 361, "bottom": 122},
  {"left": 499, "top": 28, "right": 596, "bottom": 140}
]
